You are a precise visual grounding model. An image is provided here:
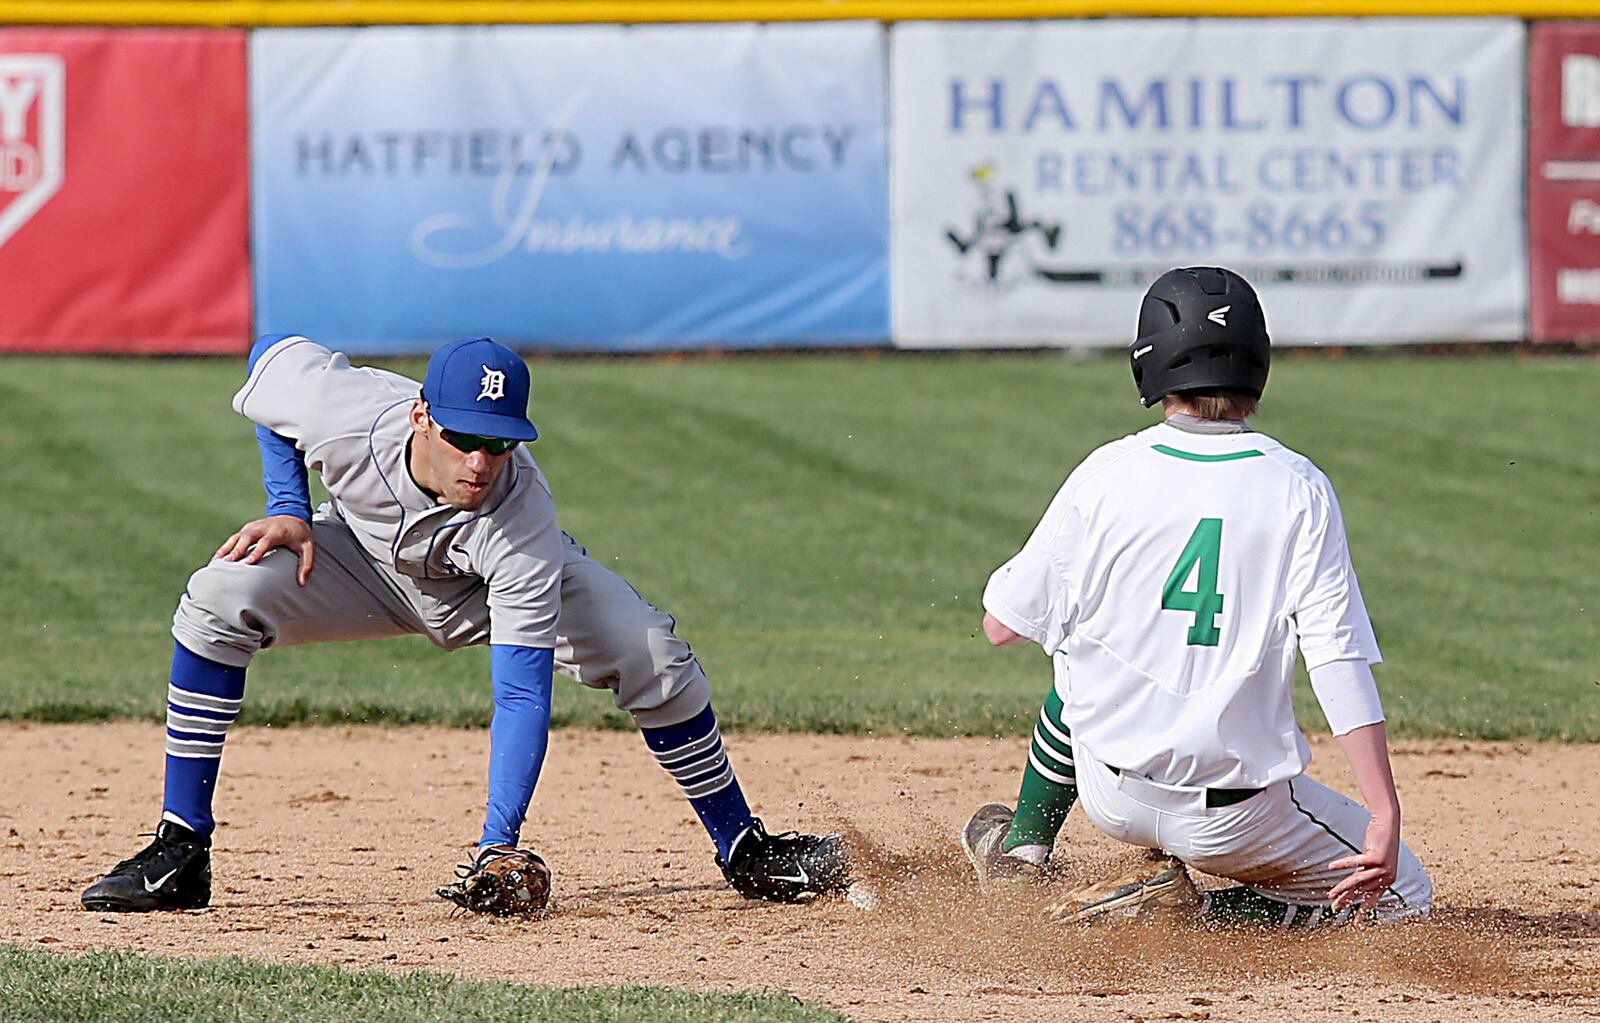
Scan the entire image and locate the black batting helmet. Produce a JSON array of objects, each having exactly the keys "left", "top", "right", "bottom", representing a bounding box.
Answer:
[{"left": 1130, "top": 267, "right": 1270, "bottom": 408}]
